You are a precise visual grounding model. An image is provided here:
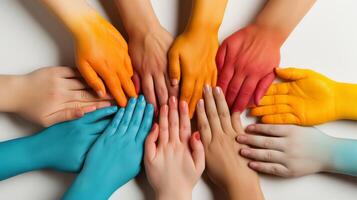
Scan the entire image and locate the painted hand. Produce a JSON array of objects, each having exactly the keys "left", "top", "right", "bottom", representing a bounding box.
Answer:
[
  {"left": 169, "top": 30, "right": 218, "bottom": 117},
  {"left": 216, "top": 24, "right": 282, "bottom": 112},
  {"left": 144, "top": 97, "right": 204, "bottom": 199},
  {"left": 251, "top": 68, "right": 338, "bottom": 125},
  {"left": 75, "top": 12, "right": 136, "bottom": 107},
  {"left": 63, "top": 96, "right": 154, "bottom": 200}
]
